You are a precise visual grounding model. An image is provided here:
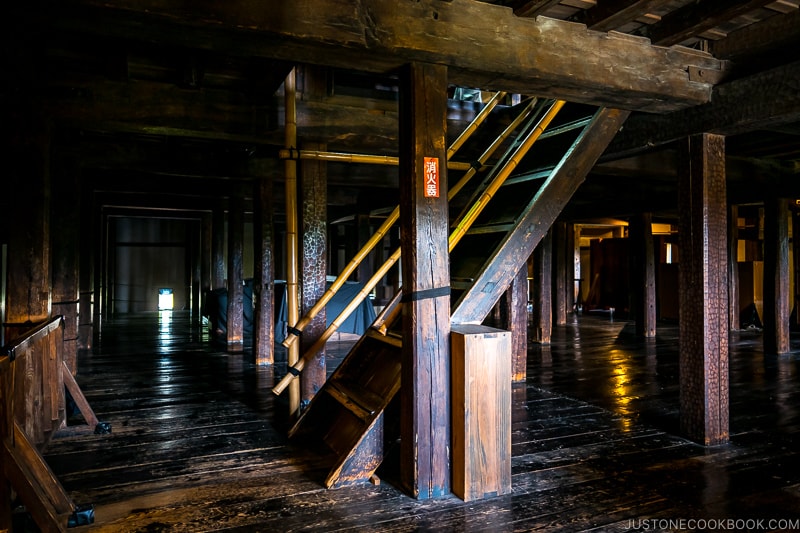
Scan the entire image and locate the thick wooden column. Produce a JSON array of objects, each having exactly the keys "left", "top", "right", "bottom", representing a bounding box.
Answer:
[
  {"left": 78, "top": 181, "right": 94, "bottom": 352},
  {"left": 500, "top": 266, "right": 529, "bottom": 382},
  {"left": 399, "top": 62, "right": 451, "bottom": 500},
  {"left": 728, "top": 205, "right": 740, "bottom": 331},
  {"left": 630, "top": 212, "right": 657, "bottom": 337},
  {"left": 212, "top": 202, "right": 226, "bottom": 290},
  {"left": 51, "top": 153, "right": 80, "bottom": 372},
  {"left": 253, "top": 165, "right": 275, "bottom": 366},
  {"left": 188, "top": 221, "right": 201, "bottom": 323},
  {"left": 678, "top": 133, "right": 729, "bottom": 446},
  {"left": 553, "top": 221, "right": 568, "bottom": 326},
  {"left": 794, "top": 208, "right": 800, "bottom": 329},
  {"left": 7, "top": 116, "right": 51, "bottom": 329},
  {"left": 201, "top": 212, "right": 213, "bottom": 315},
  {"left": 763, "top": 196, "right": 790, "bottom": 354},
  {"left": 226, "top": 194, "right": 245, "bottom": 351},
  {"left": 533, "top": 231, "right": 553, "bottom": 344},
  {"left": 300, "top": 141, "right": 327, "bottom": 405}
]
